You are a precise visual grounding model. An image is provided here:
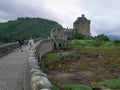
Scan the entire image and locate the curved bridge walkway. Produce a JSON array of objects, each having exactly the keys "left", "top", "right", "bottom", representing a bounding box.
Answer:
[{"left": 0, "top": 46, "right": 29, "bottom": 90}]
